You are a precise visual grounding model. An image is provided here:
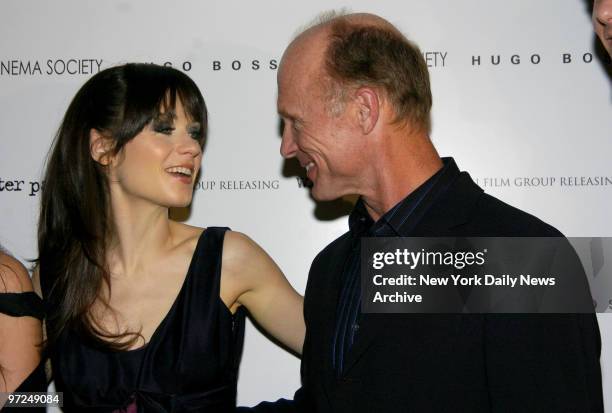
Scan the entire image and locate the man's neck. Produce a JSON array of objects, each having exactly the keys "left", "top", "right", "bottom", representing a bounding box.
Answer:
[{"left": 361, "top": 134, "right": 443, "bottom": 221}]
